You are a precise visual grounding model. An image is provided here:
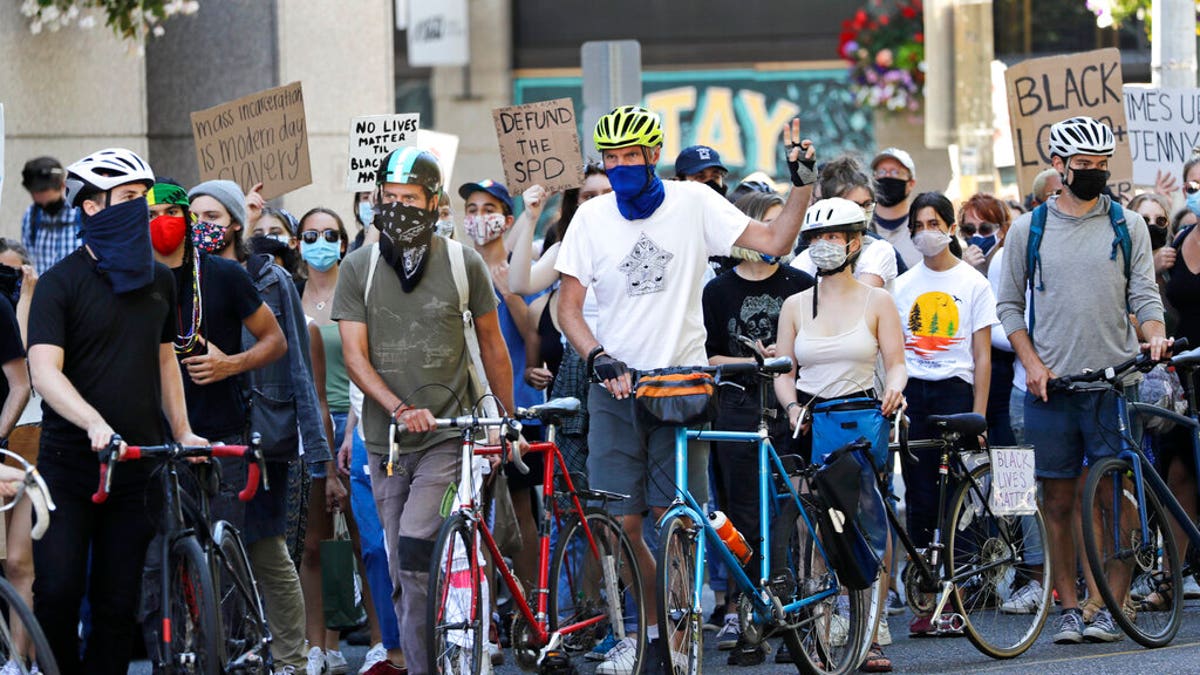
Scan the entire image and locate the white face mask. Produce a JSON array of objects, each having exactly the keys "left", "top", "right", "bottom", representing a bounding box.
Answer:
[
  {"left": 809, "top": 239, "right": 849, "bottom": 271},
  {"left": 435, "top": 219, "right": 454, "bottom": 237},
  {"left": 912, "top": 229, "right": 951, "bottom": 258}
]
